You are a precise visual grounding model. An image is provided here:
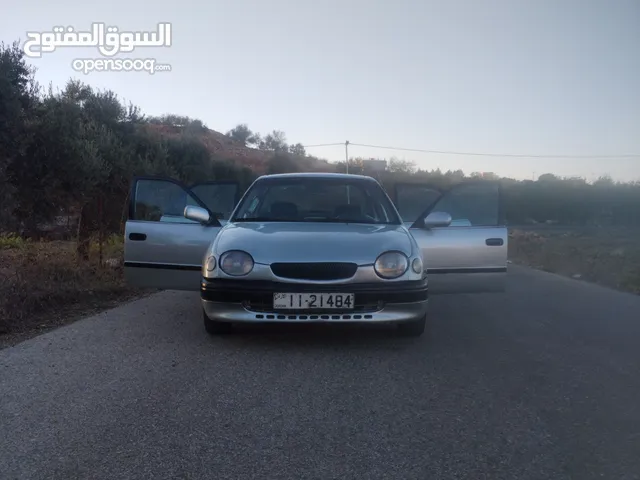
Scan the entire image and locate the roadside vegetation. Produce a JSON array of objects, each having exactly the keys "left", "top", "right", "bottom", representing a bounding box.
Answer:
[
  {"left": 1, "top": 39, "right": 639, "bottom": 341},
  {"left": 509, "top": 227, "right": 640, "bottom": 295},
  {"left": 0, "top": 234, "right": 151, "bottom": 344}
]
